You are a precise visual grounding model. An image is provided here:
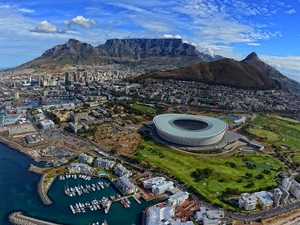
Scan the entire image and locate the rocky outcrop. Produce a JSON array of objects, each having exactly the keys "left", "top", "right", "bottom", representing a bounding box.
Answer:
[{"left": 241, "top": 52, "right": 300, "bottom": 95}]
